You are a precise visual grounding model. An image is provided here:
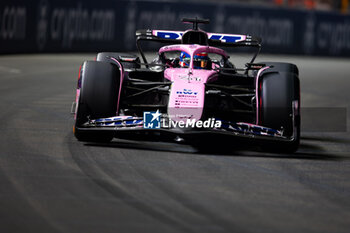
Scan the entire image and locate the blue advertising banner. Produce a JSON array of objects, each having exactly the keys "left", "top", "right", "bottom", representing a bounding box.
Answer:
[{"left": 1, "top": 0, "right": 350, "bottom": 56}]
